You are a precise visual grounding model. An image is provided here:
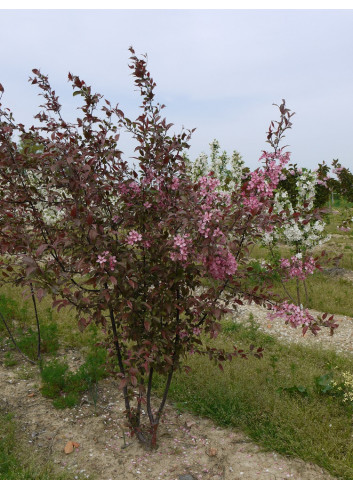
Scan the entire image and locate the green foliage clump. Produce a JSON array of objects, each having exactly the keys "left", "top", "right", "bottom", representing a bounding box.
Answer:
[{"left": 40, "top": 347, "right": 108, "bottom": 409}]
